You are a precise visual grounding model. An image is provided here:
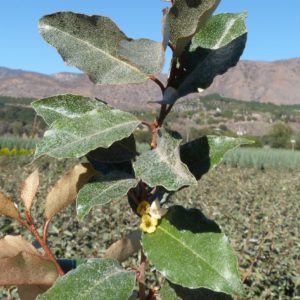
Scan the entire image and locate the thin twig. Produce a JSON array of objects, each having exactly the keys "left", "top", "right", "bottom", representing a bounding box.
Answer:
[
  {"left": 141, "top": 121, "right": 152, "bottom": 129},
  {"left": 21, "top": 212, "right": 64, "bottom": 276},
  {"left": 43, "top": 219, "right": 51, "bottom": 244},
  {"left": 150, "top": 120, "right": 159, "bottom": 149},
  {"left": 148, "top": 75, "right": 165, "bottom": 94}
]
